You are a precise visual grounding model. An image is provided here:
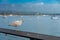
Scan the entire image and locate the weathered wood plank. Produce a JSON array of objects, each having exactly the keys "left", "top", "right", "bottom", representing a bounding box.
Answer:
[{"left": 0, "top": 28, "right": 60, "bottom": 40}]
